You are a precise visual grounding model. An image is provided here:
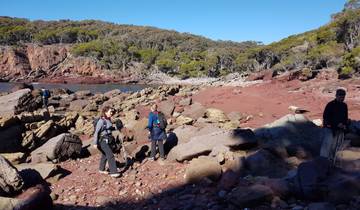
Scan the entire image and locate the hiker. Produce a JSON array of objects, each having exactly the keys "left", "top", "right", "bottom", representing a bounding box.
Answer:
[
  {"left": 93, "top": 106, "right": 121, "bottom": 177},
  {"left": 320, "top": 89, "right": 349, "bottom": 163},
  {"left": 40, "top": 87, "right": 50, "bottom": 108},
  {"left": 147, "top": 104, "right": 167, "bottom": 161}
]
